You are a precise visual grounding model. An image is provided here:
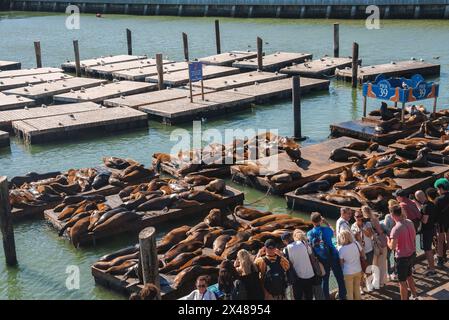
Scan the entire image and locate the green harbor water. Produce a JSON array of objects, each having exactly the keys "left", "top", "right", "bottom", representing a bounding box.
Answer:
[{"left": 0, "top": 12, "right": 448, "bottom": 299}]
